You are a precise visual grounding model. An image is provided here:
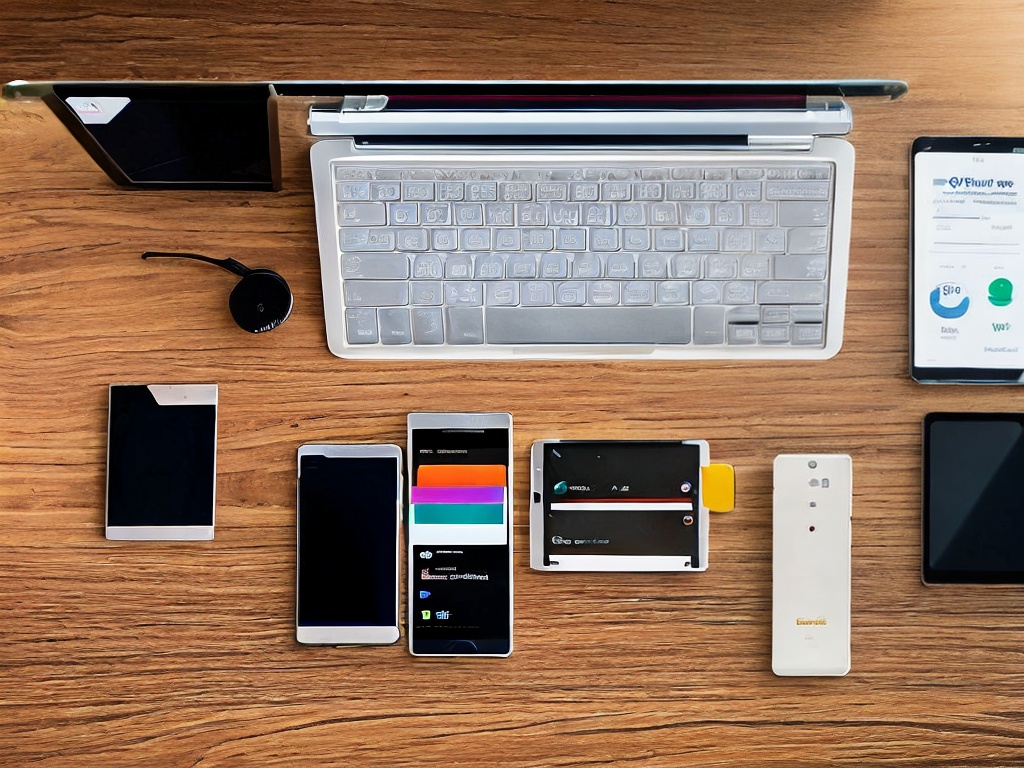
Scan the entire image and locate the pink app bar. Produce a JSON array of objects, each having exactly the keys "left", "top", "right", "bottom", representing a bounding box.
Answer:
[{"left": 410, "top": 486, "right": 505, "bottom": 505}]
